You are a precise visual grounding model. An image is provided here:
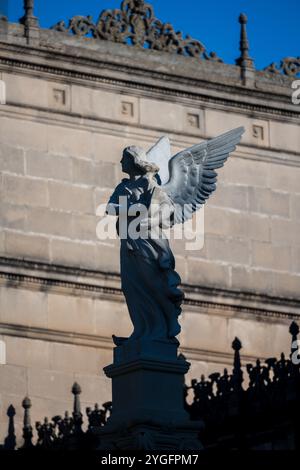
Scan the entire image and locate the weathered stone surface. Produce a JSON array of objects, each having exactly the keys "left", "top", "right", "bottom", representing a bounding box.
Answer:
[
  {"left": 26, "top": 207, "right": 74, "bottom": 238},
  {"left": 26, "top": 150, "right": 72, "bottom": 181},
  {"left": 48, "top": 293, "right": 96, "bottom": 334},
  {"left": 206, "top": 111, "right": 271, "bottom": 148},
  {"left": 0, "top": 203, "right": 27, "bottom": 230},
  {"left": 186, "top": 258, "right": 230, "bottom": 288},
  {"left": 0, "top": 365, "right": 27, "bottom": 396},
  {"left": 227, "top": 318, "right": 291, "bottom": 358},
  {"left": 94, "top": 299, "right": 131, "bottom": 338},
  {"left": 271, "top": 218, "right": 300, "bottom": 245},
  {"left": 272, "top": 272, "right": 300, "bottom": 297},
  {"left": 292, "top": 246, "right": 300, "bottom": 273},
  {"left": 0, "top": 143, "right": 24, "bottom": 174},
  {"left": 0, "top": 117, "right": 48, "bottom": 151},
  {"left": 4, "top": 230, "right": 50, "bottom": 262},
  {"left": 47, "top": 125, "right": 93, "bottom": 159},
  {"left": 248, "top": 187, "right": 290, "bottom": 218},
  {"left": 72, "top": 158, "right": 117, "bottom": 188},
  {"left": 231, "top": 265, "right": 273, "bottom": 294},
  {"left": 252, "top": 240, "right": 291, "bottom": 271},
  {"left": 0, "top": 286, "right": 48, "bottom": 328},
  {"left": 206, "top": 235, "right": 250, "bottom": 265},
  {"left": 3, "top": 174, "right": 48, "bottom": 207},
  {"left": 290, "top": 194, "right": 300, "bottom": 220},
  {"left": 48, "top": 181, "right": 94, "bottom": 214},
  {"left": 72, "top": 85, "right": 140, "bottom": 125},
  {"left": 220, "top": 157, "right": 270, "bottom": 187},
  {"left": 49, "top": 342, "right": 110, "bottom": 375},
  {"left": 4, "top": 336, "right": 50, "bottom": 369},
  {"left": 27, "top": 368, "right": 75, "bottom": 400},
  {"left": 269, "top": 164, "right": 300, "bottom": 193},
  {"left": 71, "top": 213, "right": 100, "bottom": 241},
  {"left": 3, "top": 73, "right": 48, "bottom": 109},
  {"left": 208, "top": 183, "right": 248, "bottom": 210},
  {"left": 92, "top": 133, "right": 132, "bottom": 164},
  {"left": 270, "top": 121, "right": 300, "bottom": 153},
  {"left": 140, "top": 98, "right": 183, "bottom": 132},
  {"left": 205, "top": 206, "right": 270, "bottom": 242},
  {"left": 50, "top": 239, "right": 97, "bottom": 269},
  {"left": 180, "top": 312, "right": 228, "bottom": 352},
  {"left": 0, "top": 231, "right": 4, "bottom": 254},
  {"left": 24, "top": 396, "right": 73, "bottom": 426},
  {"left": 73, "top": 374, "right": 111, "bottom": 403},
  {"left": 95, "top": 242, "right": 120, "bottom": 273}
]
